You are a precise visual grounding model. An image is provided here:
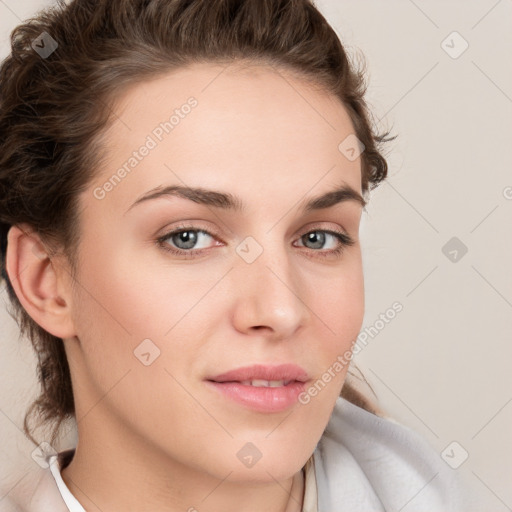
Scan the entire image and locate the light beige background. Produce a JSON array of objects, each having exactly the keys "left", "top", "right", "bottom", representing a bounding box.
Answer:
[{"left": 1, "top": 0, "right": 511, "bottom": 509}]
